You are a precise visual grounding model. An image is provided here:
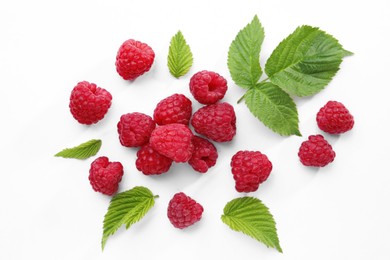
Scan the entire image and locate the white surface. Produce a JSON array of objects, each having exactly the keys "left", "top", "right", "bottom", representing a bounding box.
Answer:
[{"left": 1, "top": 0, "right": 389, "bottom": 259}]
